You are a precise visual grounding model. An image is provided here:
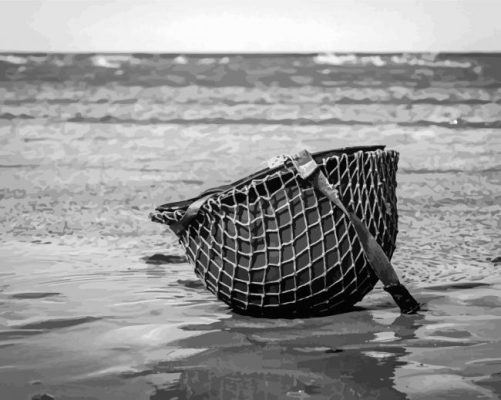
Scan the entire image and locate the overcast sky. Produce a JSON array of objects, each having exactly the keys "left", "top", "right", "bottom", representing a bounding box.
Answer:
[{"left": 1, "top": 0, "right": 500, "bottom": 53}]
